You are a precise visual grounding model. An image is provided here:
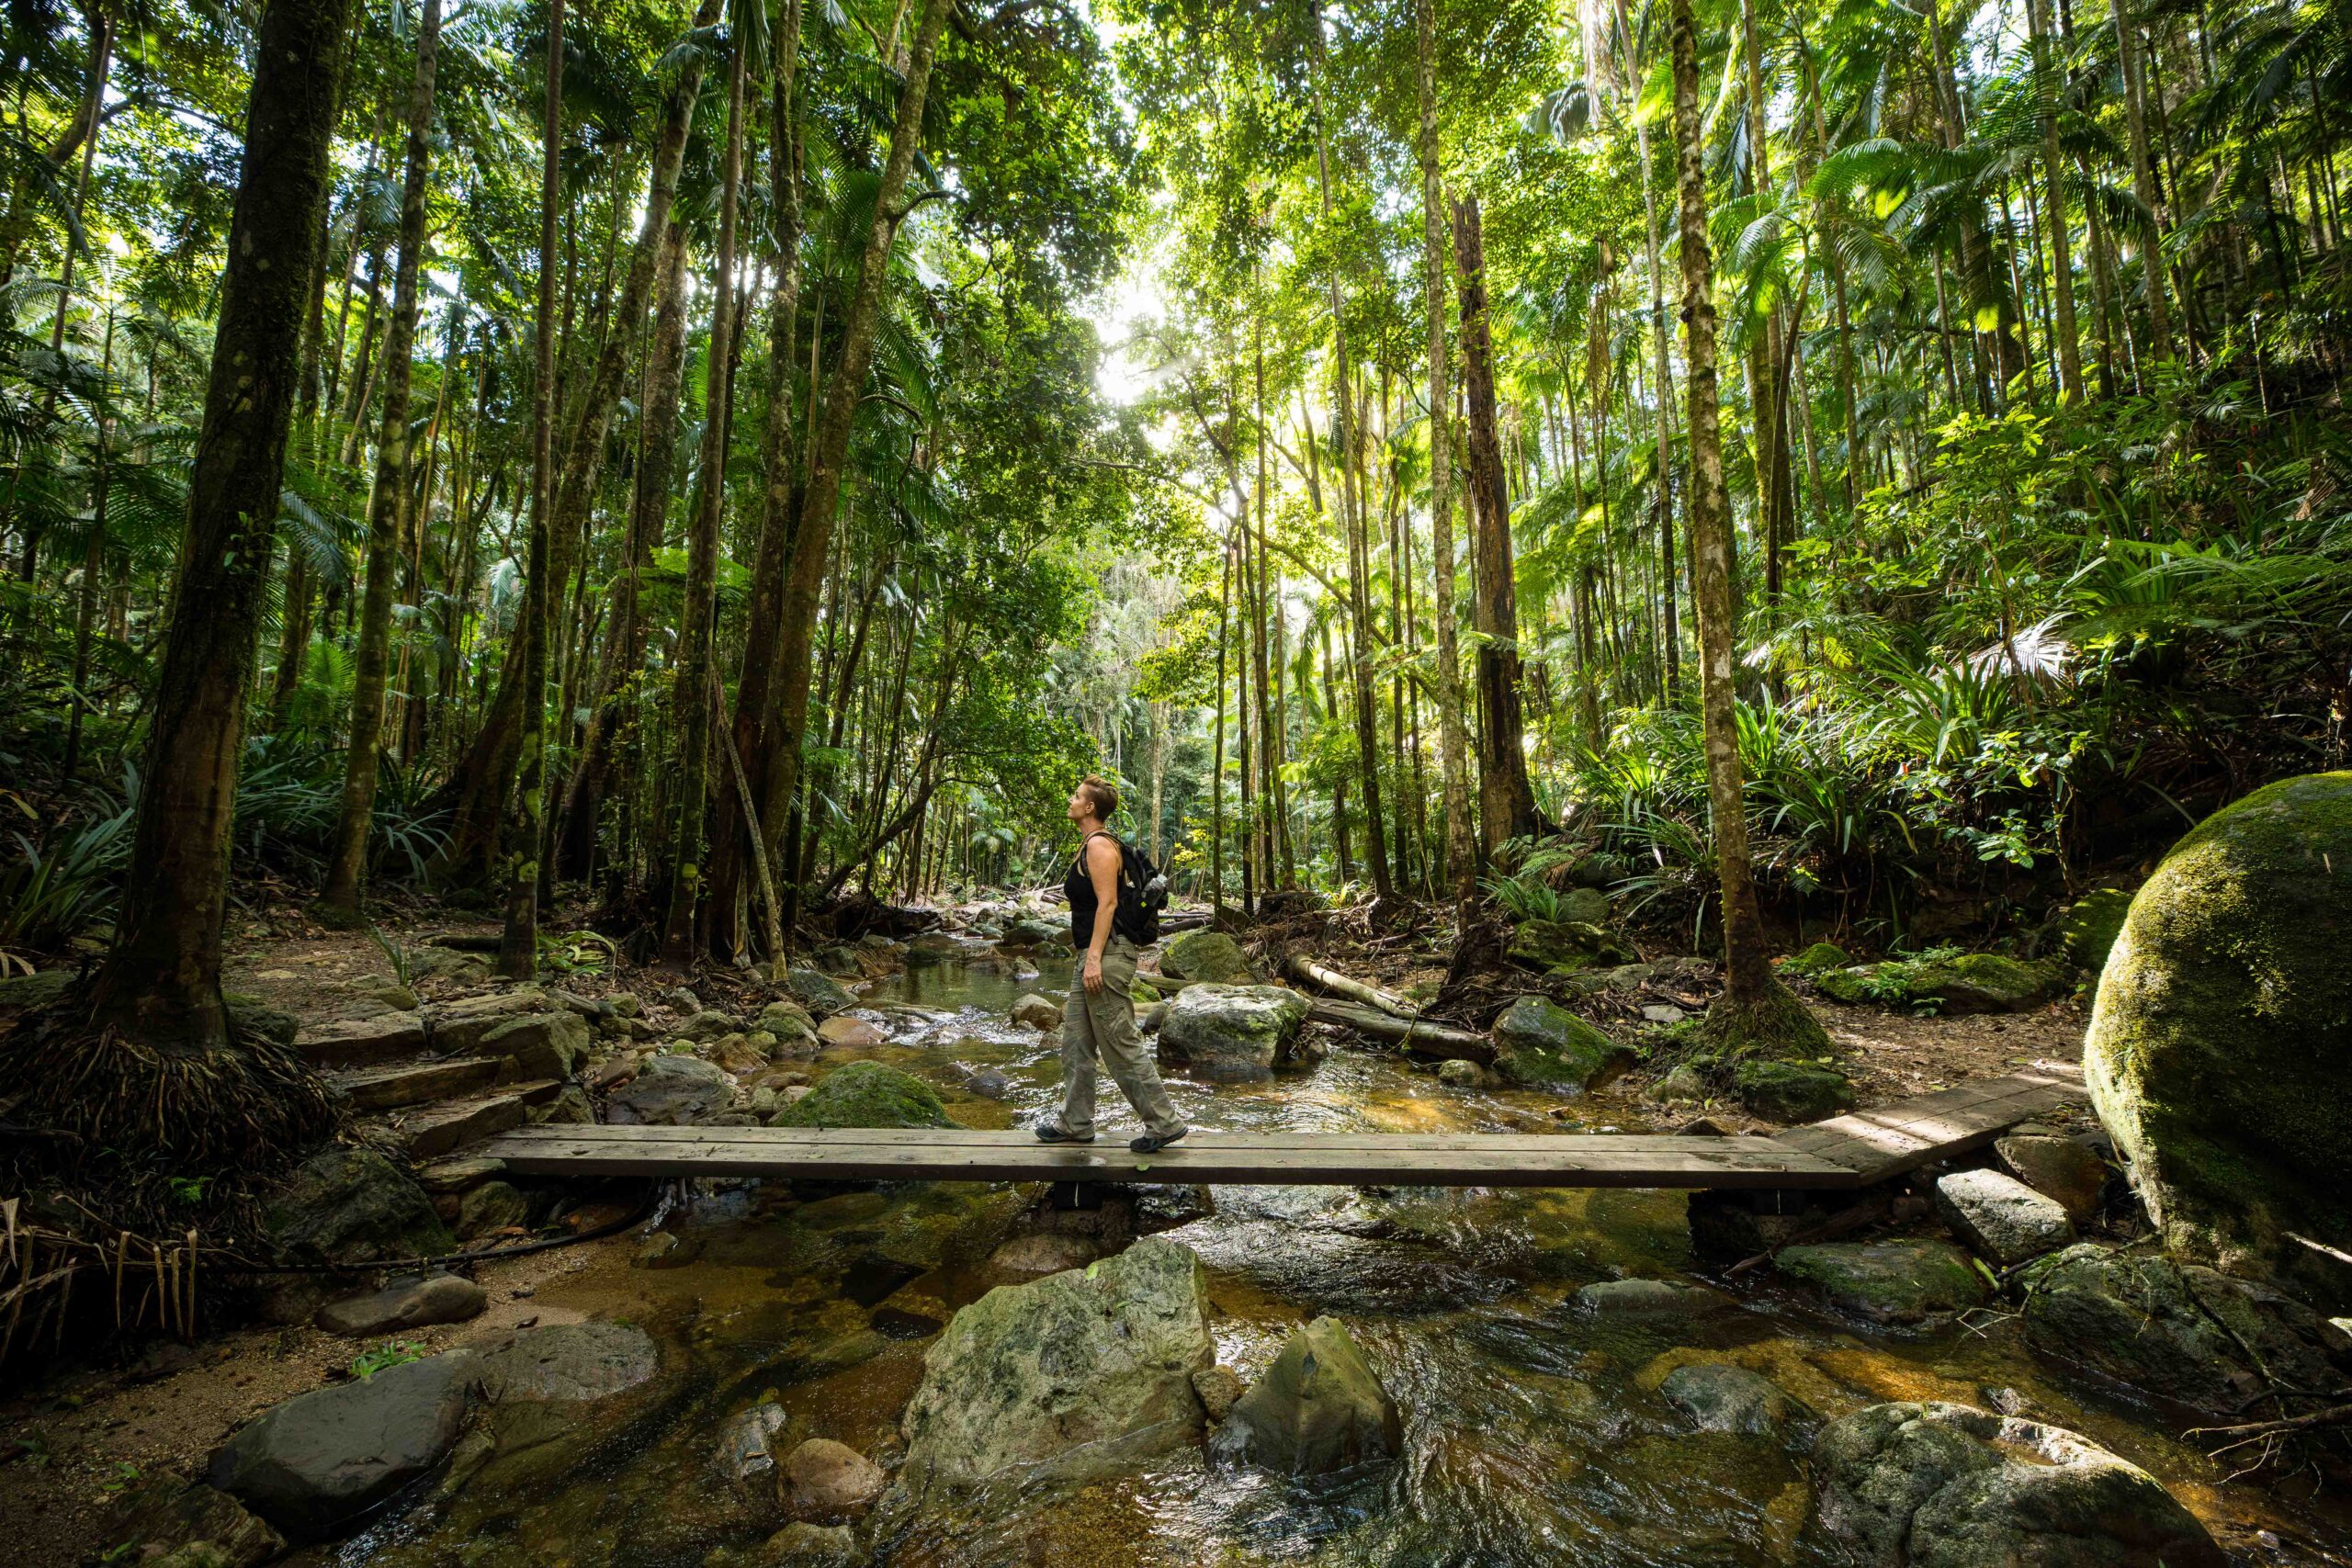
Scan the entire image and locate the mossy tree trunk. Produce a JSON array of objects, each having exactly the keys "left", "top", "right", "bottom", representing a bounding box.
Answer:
[
  {"left": 318, "top": 0, "right": 440, "bottom": 925},
  {"left": 88, "top": 0, "right": 355, "bottom": 1046}
]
